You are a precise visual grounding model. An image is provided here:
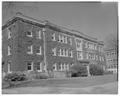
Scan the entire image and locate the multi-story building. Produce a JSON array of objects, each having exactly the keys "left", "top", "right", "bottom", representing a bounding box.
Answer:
[
  {"left": 2, "top": 13, "right": 105, "bottom": 77},
  {"left": 105, "top": 49, "right": 118, "bottom": 73}
]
